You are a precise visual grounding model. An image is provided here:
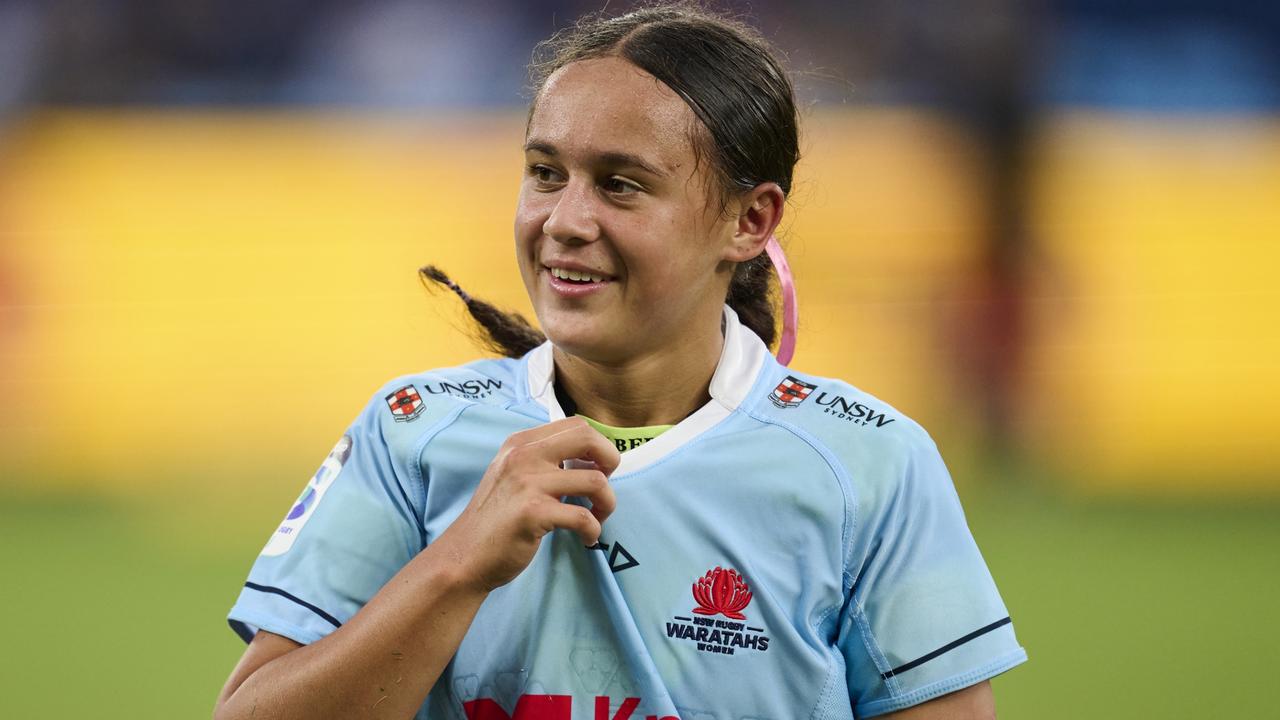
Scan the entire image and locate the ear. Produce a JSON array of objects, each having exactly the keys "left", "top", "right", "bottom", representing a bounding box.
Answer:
[{"left": 722, "top": 182, "right": 785, "bottom": 263}]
